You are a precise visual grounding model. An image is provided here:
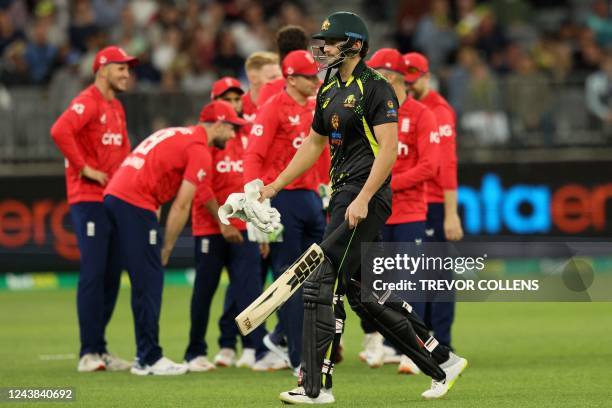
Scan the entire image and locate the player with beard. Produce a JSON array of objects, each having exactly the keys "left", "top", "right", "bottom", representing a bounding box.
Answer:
[
  {"left": 50, "top": 46, "right": 137, "bottom": 373},
  {"left": 103, "top": 100, "right": 244, "bottom": 376}
]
